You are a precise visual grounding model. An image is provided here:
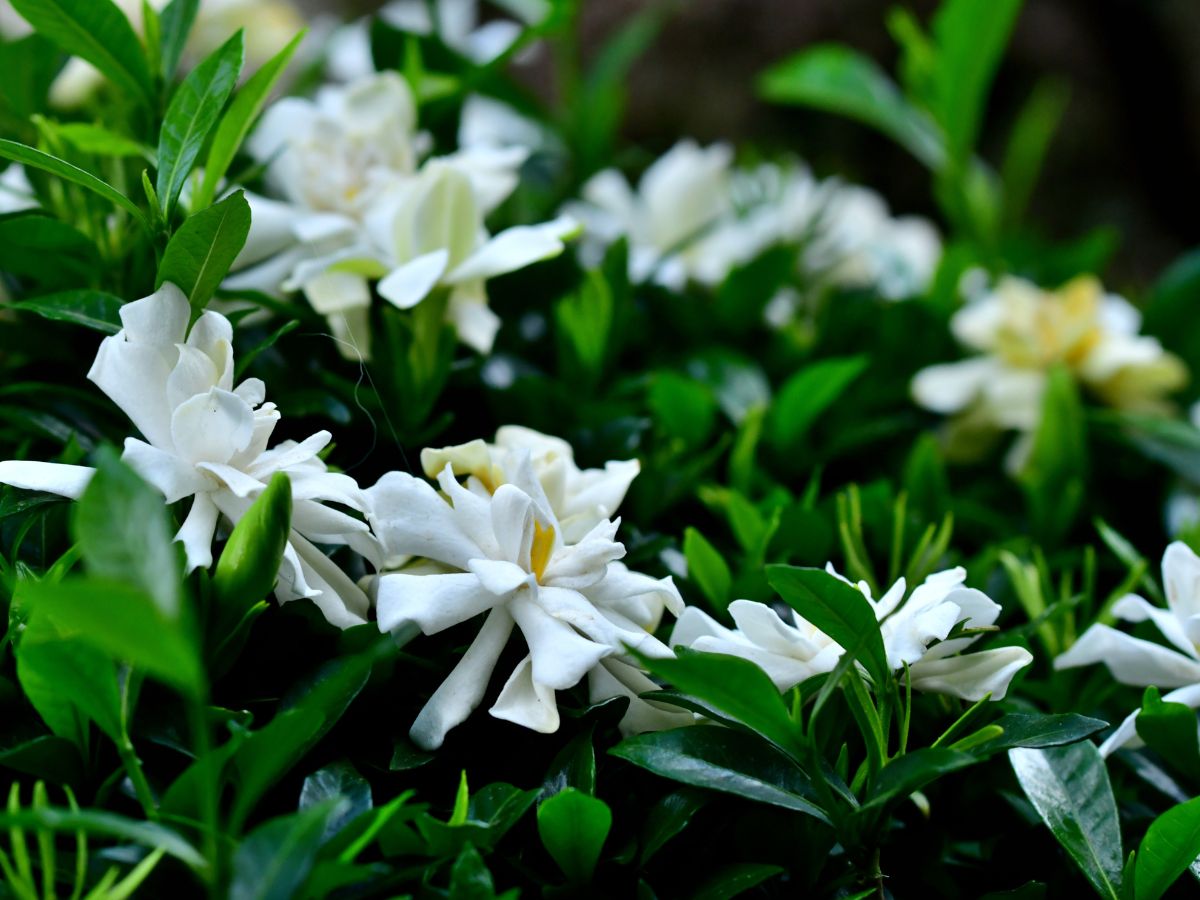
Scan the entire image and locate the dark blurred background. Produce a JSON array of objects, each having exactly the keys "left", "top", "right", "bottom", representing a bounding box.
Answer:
[{"left": 309, "top": 0, "right": 1200, "bottom": 290}]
